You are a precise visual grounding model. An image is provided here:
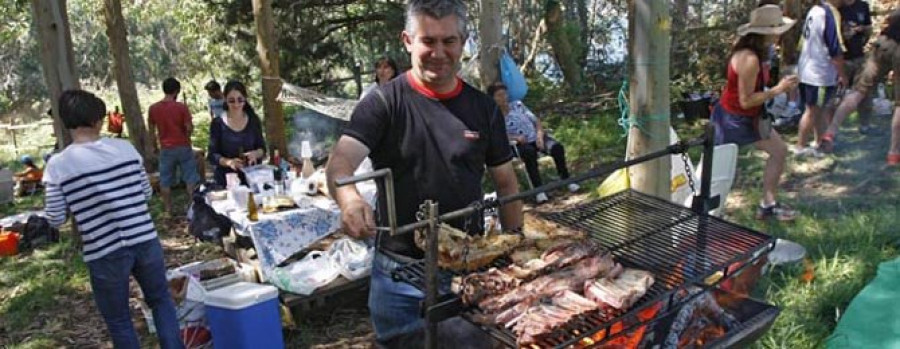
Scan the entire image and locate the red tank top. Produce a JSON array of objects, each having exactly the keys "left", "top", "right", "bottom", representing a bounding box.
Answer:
[{"left": 720, "top": 60, "right": 767, "bottom": 117}]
